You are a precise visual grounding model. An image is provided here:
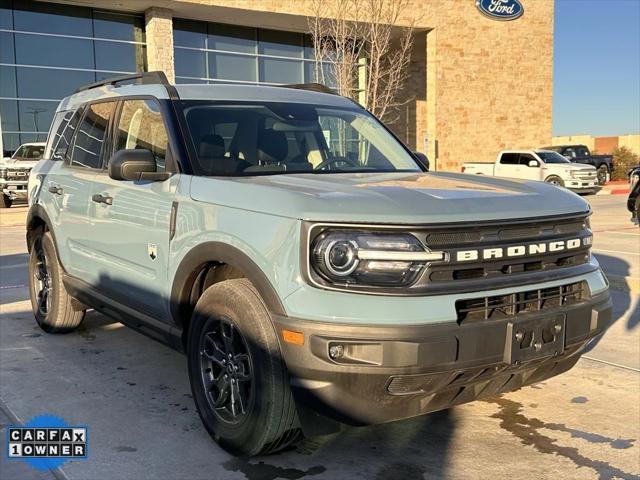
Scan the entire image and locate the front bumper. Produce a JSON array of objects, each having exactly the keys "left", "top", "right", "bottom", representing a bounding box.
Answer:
[
  {"left": 274, "top": 289, "right": 612, "bottom": 427},
  {"left": 1, "top": 180, "right": 28, "bottom": 199},
  {"left": 566, "top": 179, "right": 599, "bottom": 192}
]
